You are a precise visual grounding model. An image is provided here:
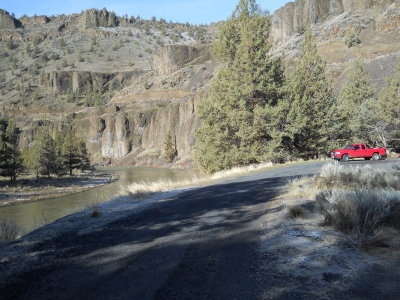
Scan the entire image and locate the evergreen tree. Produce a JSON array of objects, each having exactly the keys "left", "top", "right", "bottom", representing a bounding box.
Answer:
[
  {"left": 376, "top": 60, "right": 400, "bottom": 149},
  {"left": 23, "top": 127, "right": 62, "bottom": 177},
  {"left": 286, "top": 27, "right": 335, "bottom": 159},
  {"left": 164, "top": 132, "right": 177, "bottom": 163},
  {"left": 61, "top": 128, "right": 81, "bottom": 175},
  {"left": 0, "top": 118, "right": 22, "bottom": 181},
  {"left": 78, "top": 141, "right": 91, "bottom": 172},
  {"left": 38, "top": 131, "right": 61, "bottom": 177},
  {"left": 338, "top": 60, "right": 376, "bottom": 143},
  {"left": 195, "top": 0, "right": 285, "bottom": 173}
]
